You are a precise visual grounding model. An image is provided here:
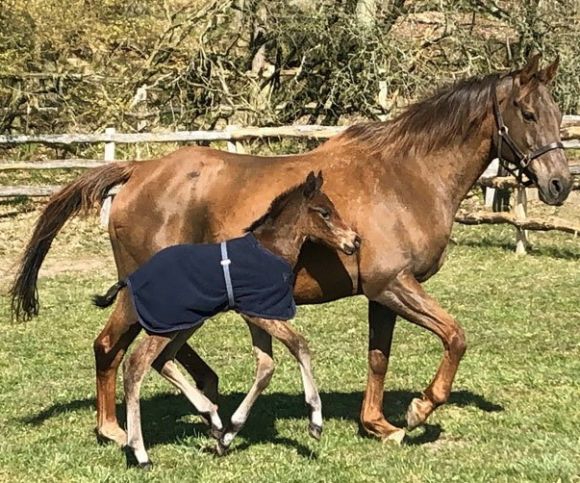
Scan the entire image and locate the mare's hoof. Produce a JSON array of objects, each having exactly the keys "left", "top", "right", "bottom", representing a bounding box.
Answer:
[
  {"left": 96, "top": 425, "right": 128, "bottom": 447},
  {"left": 382, "top": 428, "right": 406, "bottom": 445},
  {"left": 406, "top": 397, "right": 432, "bottom": 431},
  {"left": 308, "top": 423, "right": 323, "bottom": 441}
]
